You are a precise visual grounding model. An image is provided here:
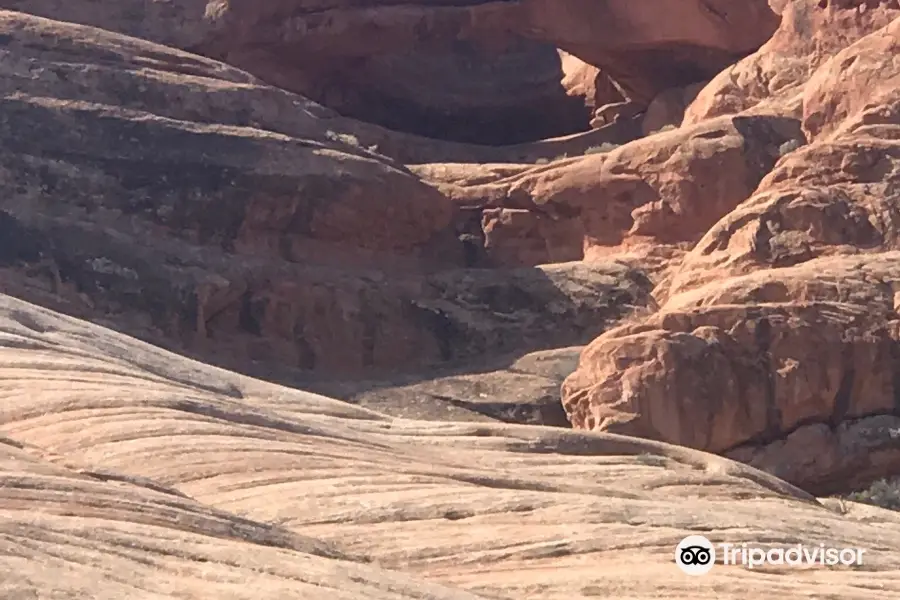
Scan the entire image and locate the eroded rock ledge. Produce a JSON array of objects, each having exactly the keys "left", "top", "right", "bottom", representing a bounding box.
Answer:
[
  {"left": 563, "top": 0, "right": 900, "bottom": 496},
  {"left": 3, "top": 0, "right": 779, "bottom": 143}
]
